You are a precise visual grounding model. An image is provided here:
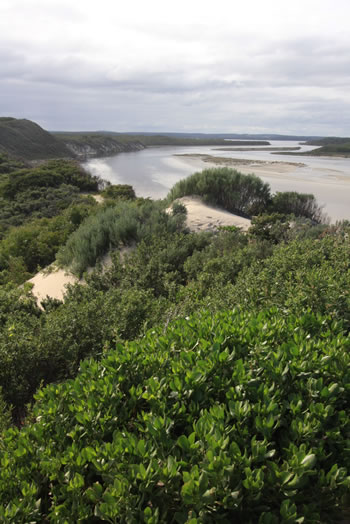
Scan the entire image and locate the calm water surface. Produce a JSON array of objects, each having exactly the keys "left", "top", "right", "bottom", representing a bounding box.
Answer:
[{"left": 84, "top": 141, "right": 350, "bottom": 221}]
